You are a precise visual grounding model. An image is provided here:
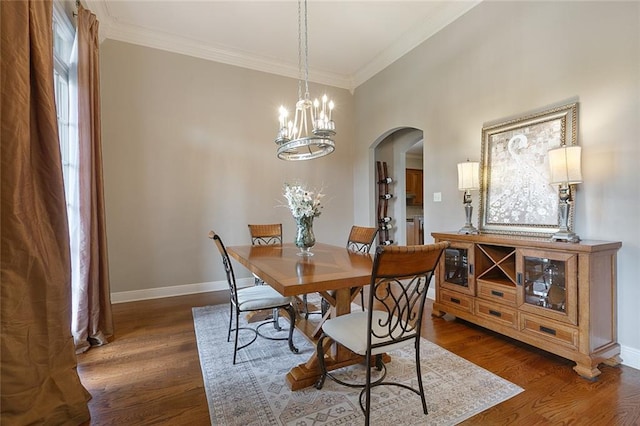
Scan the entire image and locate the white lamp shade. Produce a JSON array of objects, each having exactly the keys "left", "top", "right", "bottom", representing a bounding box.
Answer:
[
  {"left": 457, "top": 161, "right": 480, "bottom": 190},
  {"left": 548, "top": 145, "right": 582, "bottom": 184}
]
